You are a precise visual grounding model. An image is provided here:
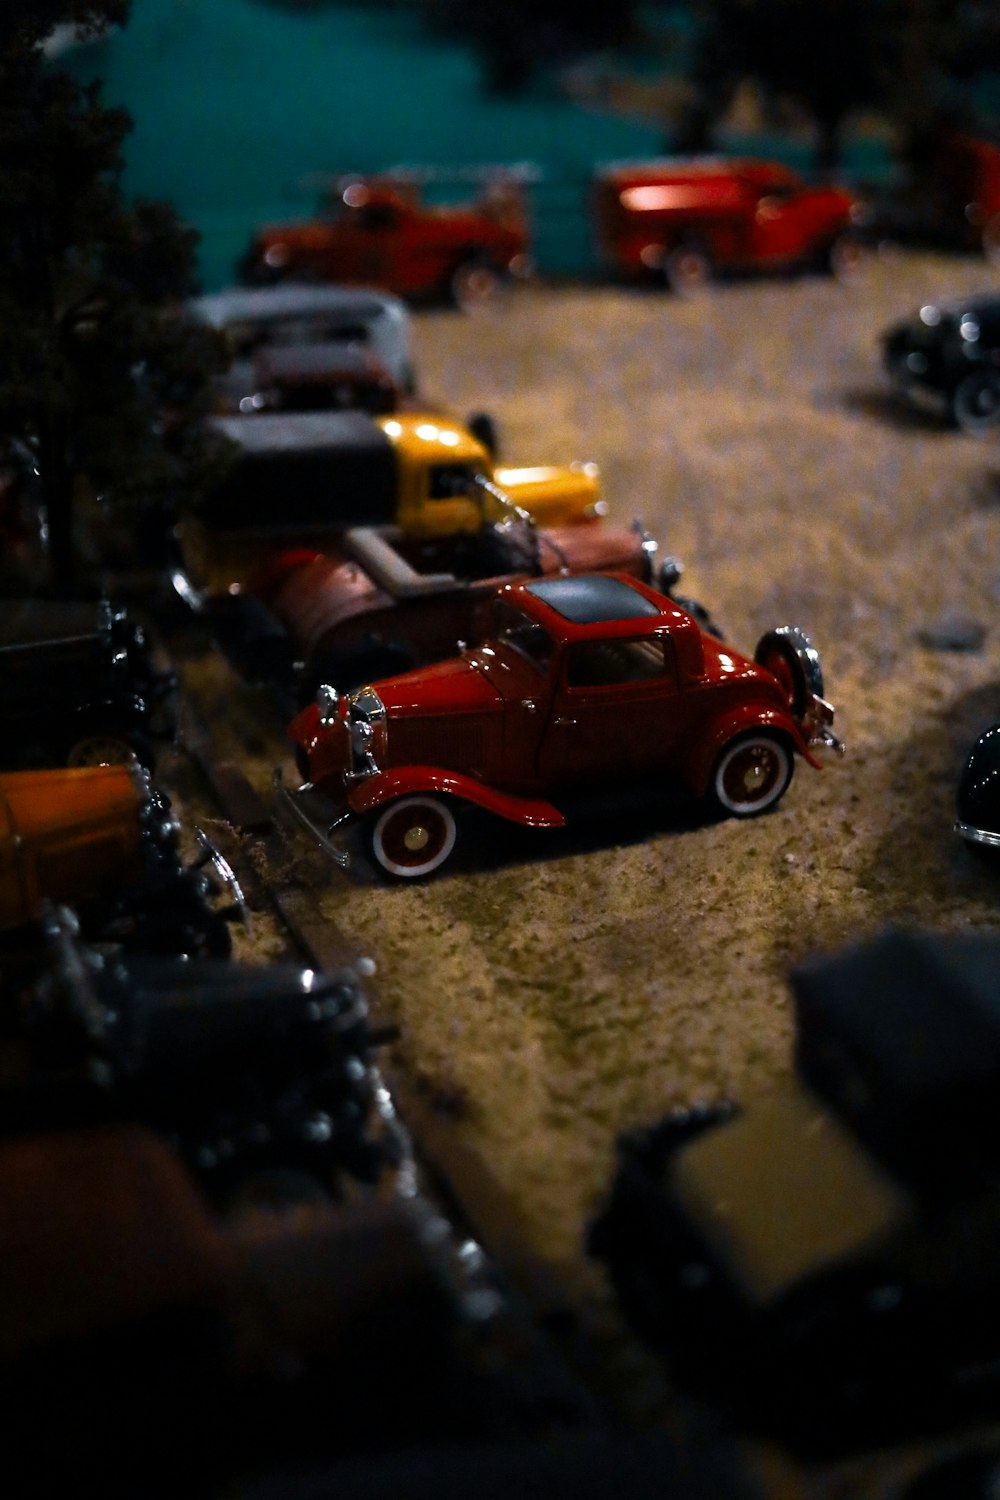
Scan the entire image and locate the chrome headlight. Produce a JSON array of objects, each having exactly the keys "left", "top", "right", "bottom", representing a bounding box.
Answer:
[
  {"left": 317, "top": 683, "right": 340, "bottom": 727},
  {"left": 350, "top": 718, "right": 373, "bottom": 758},
  {"left": 345, "top": 686, "right": 387, "bottom": 779}
]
